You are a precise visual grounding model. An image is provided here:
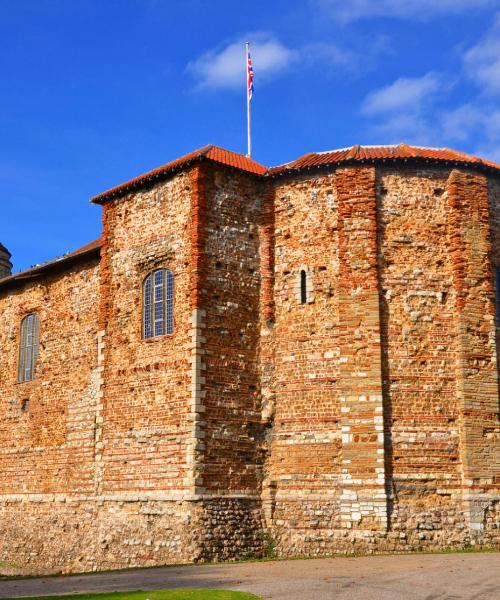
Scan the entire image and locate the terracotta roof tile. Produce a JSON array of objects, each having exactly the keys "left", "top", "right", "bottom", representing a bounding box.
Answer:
[
  {"left": 269, "top": 144, "right": 500, "bottom": 175},
  {"left": 0, "top": 239, "right": 101, "bottom": 288},
  {"left": 91, "top": 143, "right": 500, "bottom": 203},
  {"left": 92, "top": 145, "right": 266, "bottom": 203}
]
